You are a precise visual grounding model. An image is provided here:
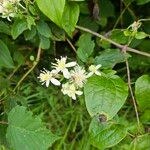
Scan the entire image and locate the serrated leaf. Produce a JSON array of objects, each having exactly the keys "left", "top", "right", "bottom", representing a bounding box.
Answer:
[
  {"left": 129, "top": 134, "right": 150, "bottom": 150},
  {"left": 89, "top": 117, "right": 127, "bottom": 149},
  {"left": 135, "top": 75, "right": 150, "bottom": 111},
  {"left": 84, "top": 75, "right": 128, "bottom": 119},
  {"left": 0, "top": 40, "right": 14, "bottom": 68},
  {"left": 6, "top": 106, "right": 60, "bottom": 150},
  {"left": 62, "top": 2, "right": 79, "bottom": 36},
  {"left": 36, "top": 0, "right": 65, "bottom": 27},
  {"left": 94, "top": 49, "right": 130, "bottom": 69},
  {"left": 77, "top": 33, "right": 95, "bottom": 62},
  {"left": 135, "top": 31, "right": 148, "bottom": 39},
  {"left": 11, "top": 19, "right": 28, "bottom": 39}
]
